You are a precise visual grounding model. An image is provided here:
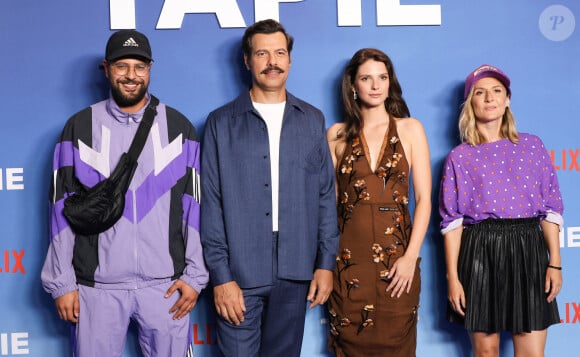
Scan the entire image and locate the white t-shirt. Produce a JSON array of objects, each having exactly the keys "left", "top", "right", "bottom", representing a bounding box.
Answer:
[{"left": 252, "top": 101, "right": 285, "bottom": 232}]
